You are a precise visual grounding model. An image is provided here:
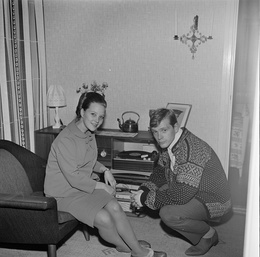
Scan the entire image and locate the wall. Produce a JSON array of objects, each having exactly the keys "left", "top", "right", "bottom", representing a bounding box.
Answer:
[{"left": 43, "top": 0, "right": 238, "bottom": 172}]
